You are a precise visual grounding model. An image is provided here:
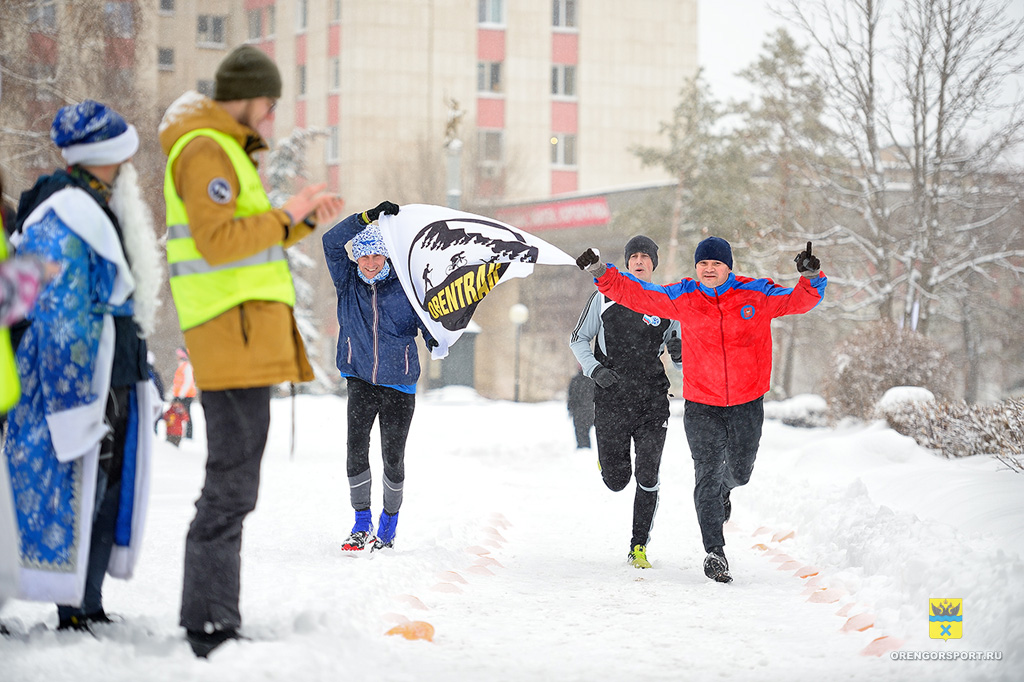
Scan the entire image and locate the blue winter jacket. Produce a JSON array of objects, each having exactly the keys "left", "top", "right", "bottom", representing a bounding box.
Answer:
[{"left": 323, "top": 214, "right": 432, "bottom": 392}]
